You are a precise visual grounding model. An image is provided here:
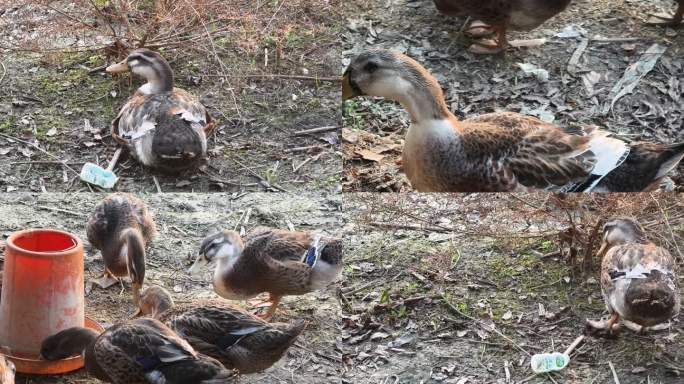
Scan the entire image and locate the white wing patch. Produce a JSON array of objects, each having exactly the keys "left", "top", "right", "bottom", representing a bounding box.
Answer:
[{"left": 585, "top": 132, "right": 630, "bottom": 191}]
